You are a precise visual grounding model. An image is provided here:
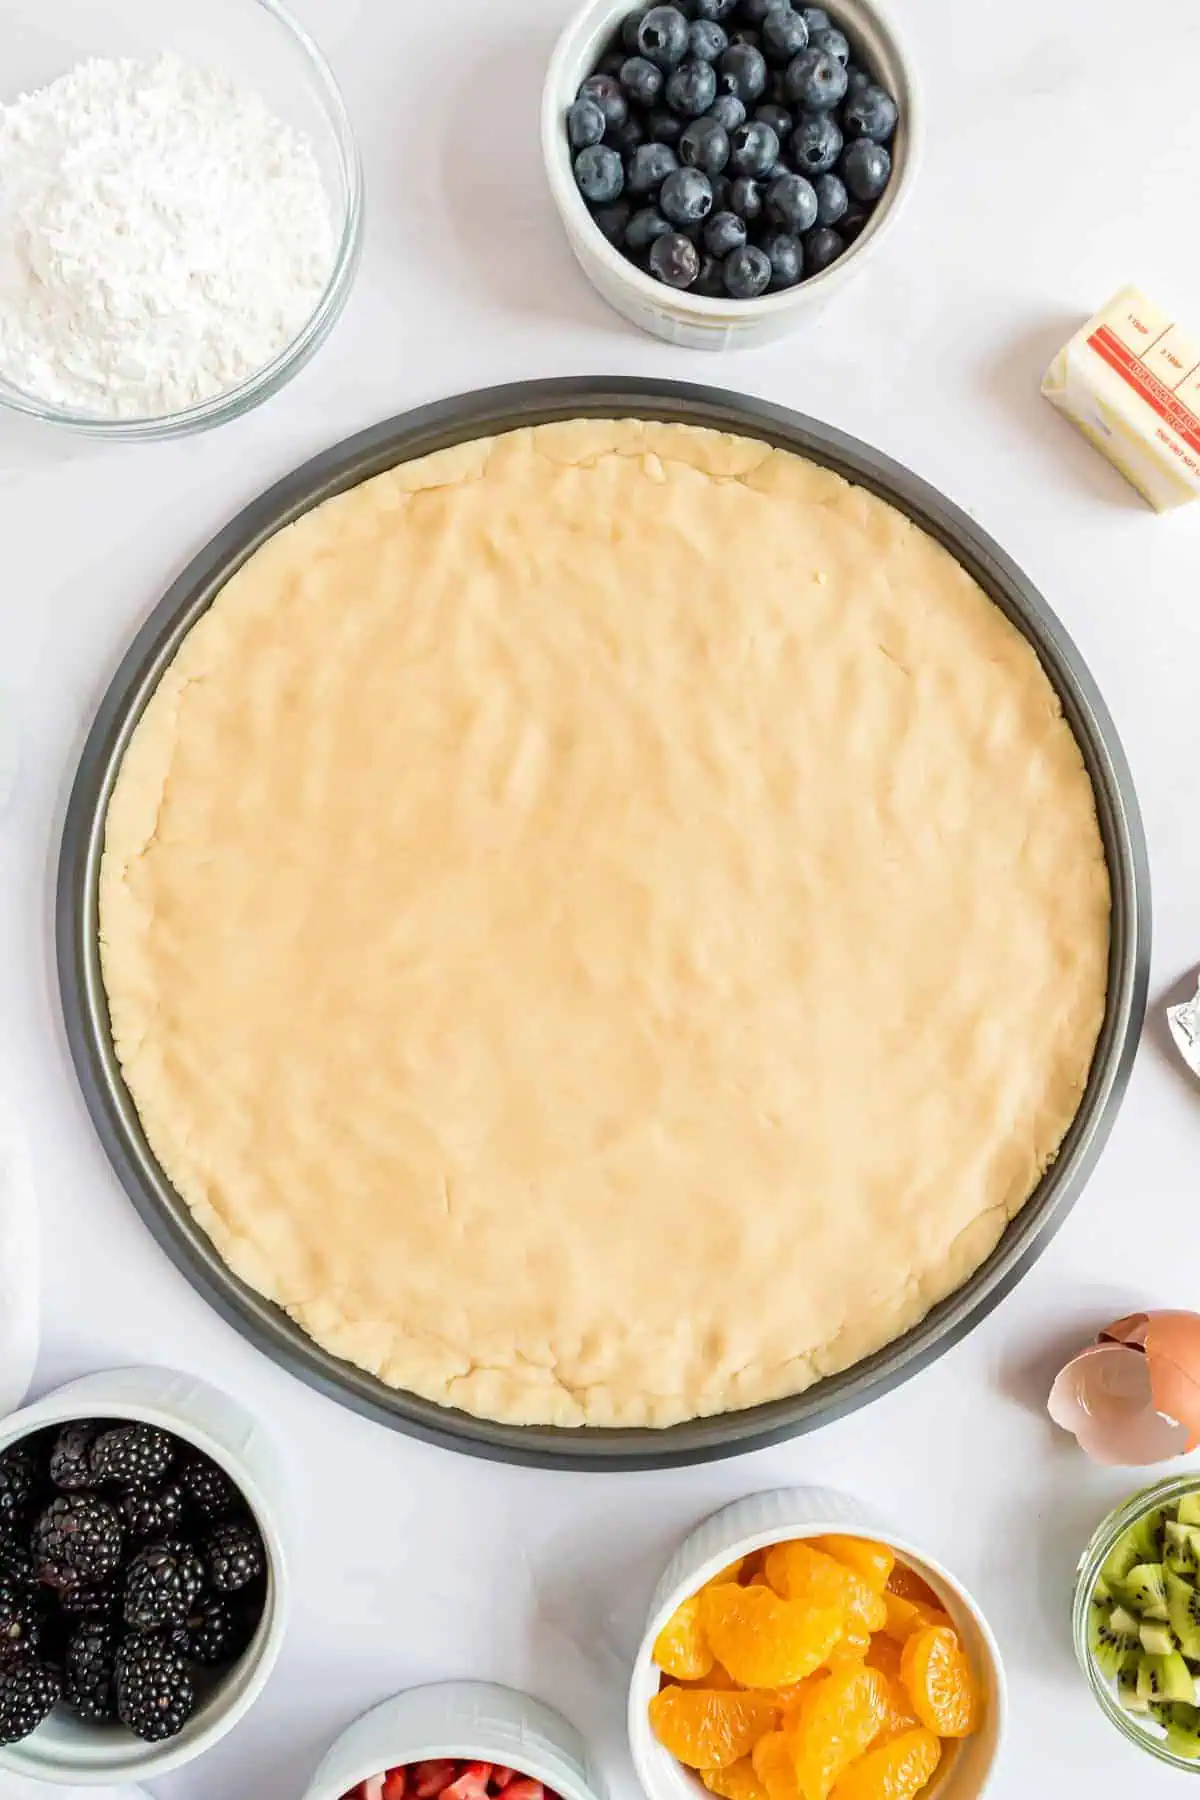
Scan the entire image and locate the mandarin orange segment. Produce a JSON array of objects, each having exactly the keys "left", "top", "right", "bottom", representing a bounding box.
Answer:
[
  {"left": 708, "top": 1559, "right": 747, "bottom": 1589},
  {"left": 701, "top": 1582, "right": 845, "bottom": 1688},
  {"left": 885, "top": 1565, "right": 942, "bottom": 1610},
  {"left": 827, "top": 1616, "right": 872, "bottom": 1669},
  {"left": 751, "top": 1731, "right": 804, "bottom": 1800},
  {"left": 764, "top": 1543, "right": 886, "bottom": 1635},
  {"left": 654, "top": 1594, "right": 715, "bottom": 1681},
  {"left": 864, "top": 1636, "right": 902, "bottom": 1682},
  {"left": 881, "top": 1595, "right": 951, "bottom": 1644},
  {"left": 739, "top": 1553, "right": 765, "bottom": 1585},
  {"left": 899, "top": 1625, "right": 981, "bottom": 1739},
  {"left": 812, "top": 1538, "right": 895, "bottom": 1595},
  {"left": 671, "top": 1664, "right": 741, "bottom": 1692},
  {"left": 700, "top": 1758, "right": 770, "bottom": 1800},
  {"left": 789, "top": 1665, "right": 888, "bottom": 1800},
  {"left": 829, "top": 1729, "right": 941, "bottom": 1800},
  {"left": 776, "top": 1674, "right": 824, "bottom": 1721},
  {"left": 649, "top": 1687, "right": 781, "bottom": 1770},
  {"left": 877, "top": 1673, "right": 921, "bottom": 1740}
]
